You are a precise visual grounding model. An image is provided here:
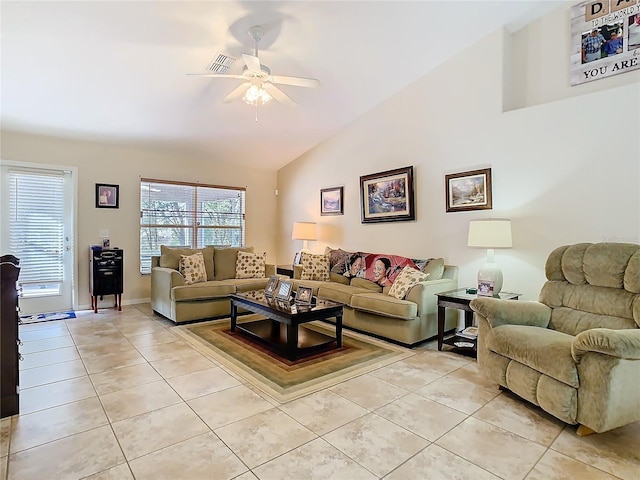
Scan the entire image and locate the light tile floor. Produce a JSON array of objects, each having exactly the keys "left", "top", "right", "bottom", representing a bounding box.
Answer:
[{"left": 2, "top": 304, "right": 639, "bottom": 480}]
